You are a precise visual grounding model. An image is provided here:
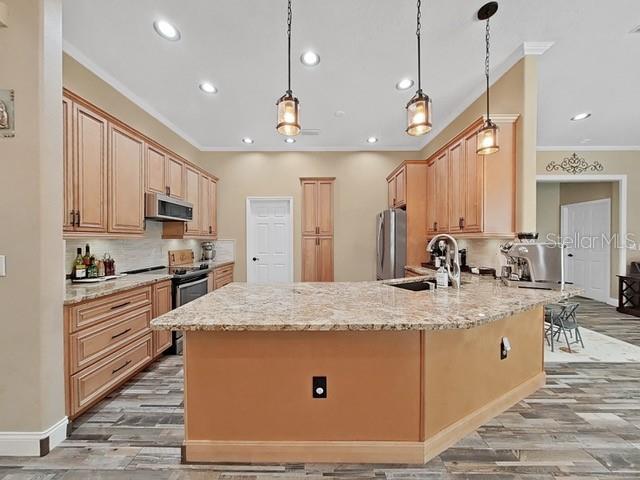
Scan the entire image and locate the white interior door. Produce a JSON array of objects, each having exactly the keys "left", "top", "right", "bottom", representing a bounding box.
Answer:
[
  {"left": 561, "top": 199, "right": 611, "bottom": 302},
  {"left": 246, "top": 197, "right": 293, "bottom": 283}
]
